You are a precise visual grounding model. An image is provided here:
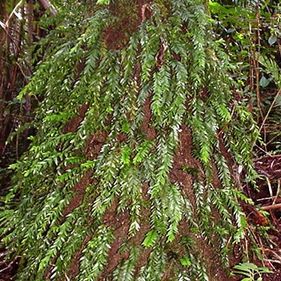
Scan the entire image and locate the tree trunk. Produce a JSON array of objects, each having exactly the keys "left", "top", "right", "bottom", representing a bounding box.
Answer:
[
  {"left": 2, "top": 1, "right": 259, "bottom": 280},
  {"left": 0, "top": 0, "right": 9, "bottom": 156}
]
